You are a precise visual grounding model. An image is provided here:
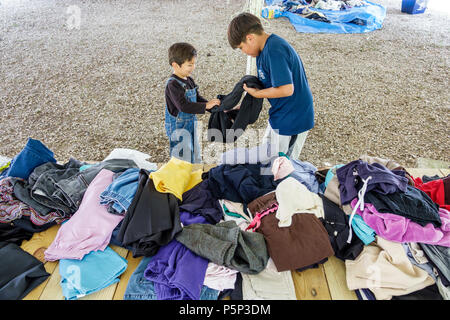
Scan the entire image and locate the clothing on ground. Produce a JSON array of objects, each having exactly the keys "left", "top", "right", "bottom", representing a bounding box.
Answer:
[
  {"left": 1, "top": 138, "right": 56, "bottom": 180},
  {"left": 176, "top": 220, "right": 269, "bottom": 274},
  {"left": 257, "top": 212, "right": 334, "bottom": 272},
  {"left": 0, "top": 241, "right": 50, "bottom": 300},
  {"left": 149, "top": 156, "right": 203, "bottom": 201},
  {"left": 116, "top": 169, "right": 182, "bottom": 257},
  {"left": 44, "top": 169, "right": 124, "bottom": 261},
  {"left": 143, "top": 210, "right": 210, "bottom": 300},
  {"left": 59, "top": 246, "right": 127, "bottom": 300},
  {"left": 99, "top": 167, "right": 140, "bottom": 215},
  {"left": 364, "top": 185, "right": 441, "bottom": 228},
  {"left": 336, "top": 160, "right": 410, "bottom": 205}
]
